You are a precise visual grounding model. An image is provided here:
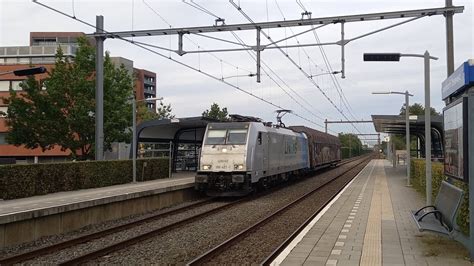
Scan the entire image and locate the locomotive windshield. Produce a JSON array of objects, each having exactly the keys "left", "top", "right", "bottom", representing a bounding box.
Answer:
[
  {"left": 227, "top": 129, "right": 247, "bottom": 144},
  {"left": 205, "top": 129, "right": 248, "bottom": 145},
  {"left": 206, "top": 130, "right": 227, "bottom": 144}
]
